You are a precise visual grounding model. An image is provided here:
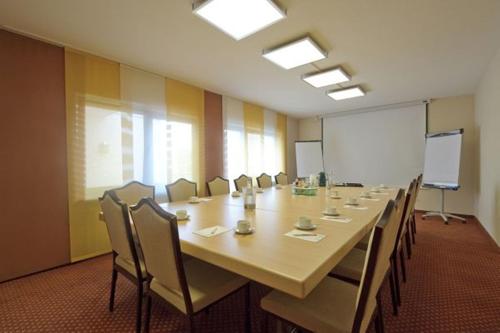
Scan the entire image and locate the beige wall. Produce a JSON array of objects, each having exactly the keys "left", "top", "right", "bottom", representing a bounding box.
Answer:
[
  {"left": 287, "top": 117, "right": 299, "bottom": 181},
  {"left": 299, "top": 117, "right": 322, "bottom": 141},
  {"left": 298, "top": 96, "right": 478, "bottom": 215},
  {"left": 475, "top": 47, "right": 500, "bottom": 245},
  {"left": 416, "top": 95, "right": 476, "bottom": 215}
]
